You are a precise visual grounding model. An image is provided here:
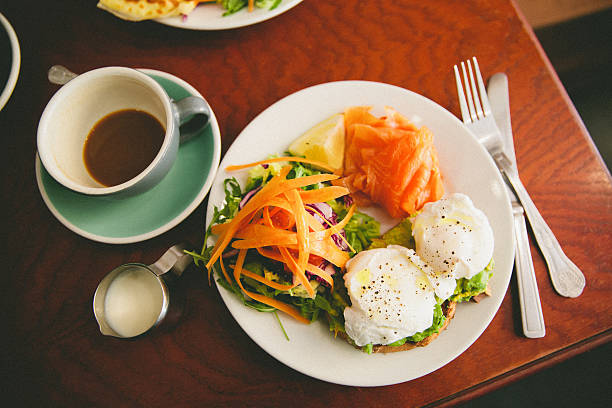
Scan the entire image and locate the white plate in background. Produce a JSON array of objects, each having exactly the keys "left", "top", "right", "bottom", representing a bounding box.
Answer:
[
  {"left": 0, "top": 12, "right": 20, "bottom": 111},
  {"left": 156, "top": 0, "right": 303, "bottom": 30}
]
